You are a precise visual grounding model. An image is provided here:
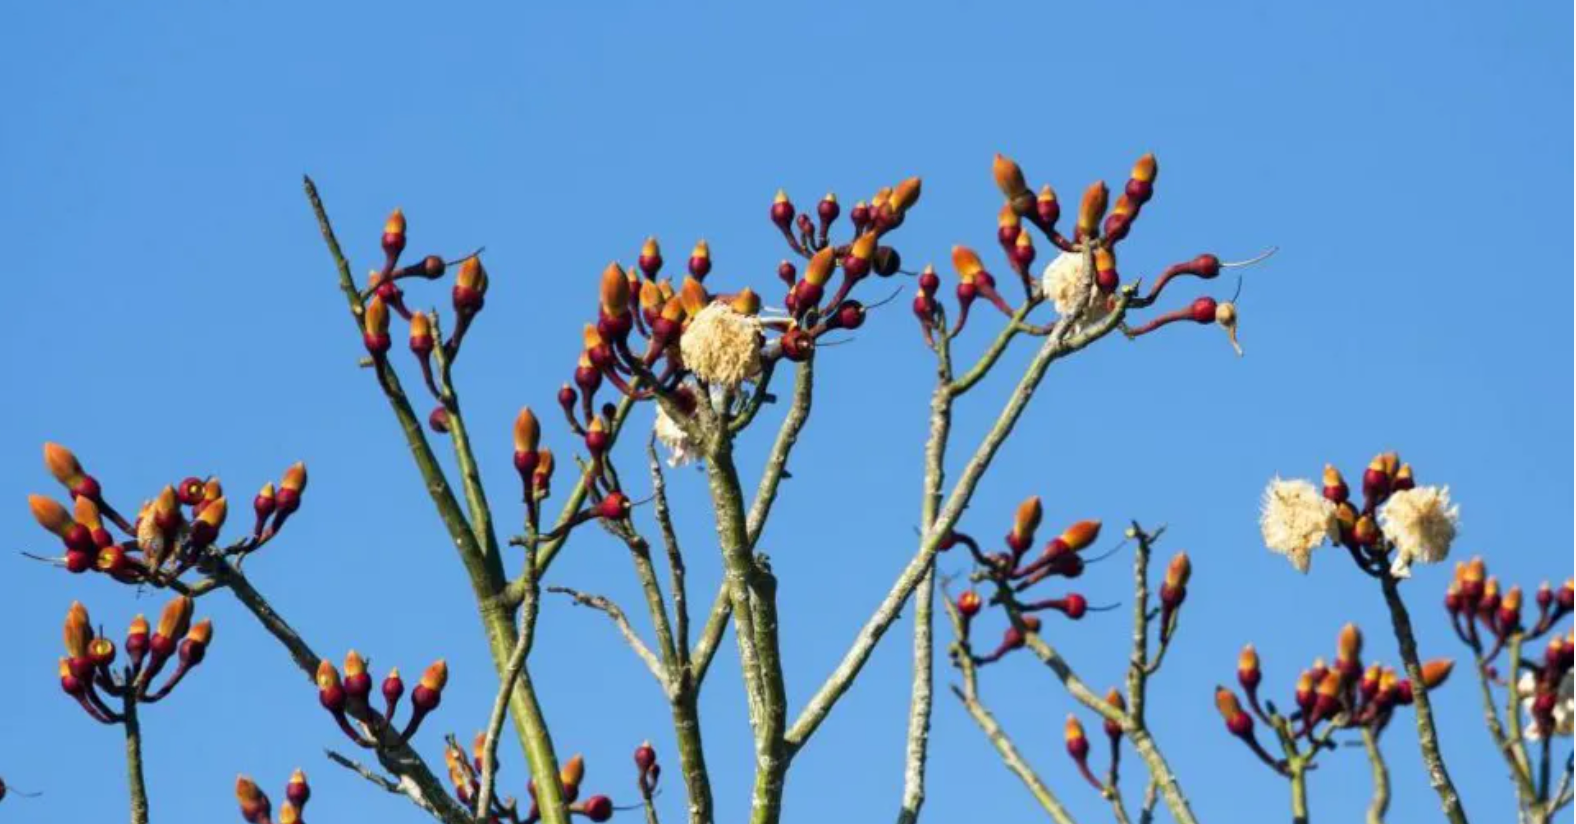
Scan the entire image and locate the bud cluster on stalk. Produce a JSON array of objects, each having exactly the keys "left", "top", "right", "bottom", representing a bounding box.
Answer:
[
  {"left": 313, "top": 652, "right": 447, "bottom": 748},
  {"left": 1216, "top": 623, "right": 1454, "bottom": 776},
  {"left": 234, "top": 769, "right": 311, "bottom": 824},
  {"left": 26, "top": 443, "right": 305, "bottom": 584},
  {"left": 444, "top": 741, "right": 621, "bottom": 823},
  {"left": 1443, "top": 557, "right": 1574, "bottom": 738},
  {"left": 57, "top": 597, "right": 212, "bottom": 723},
  {"left": 942, "top": 496, "right": 1109, "bottom": 667}
]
